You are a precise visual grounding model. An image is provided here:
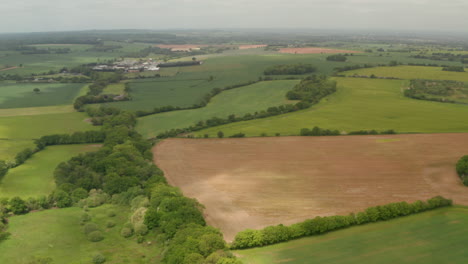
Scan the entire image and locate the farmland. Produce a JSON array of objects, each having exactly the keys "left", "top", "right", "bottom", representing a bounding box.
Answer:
[
  {"left": 137, "top": 80, "right": 298, "bottom": 138},
  {"left": 344, "top": 65, "right": 468, "bottom": 82},
  {"left": 0, "top": 112, "right": 95, "bottom": 160},
  {"left": 154, "top": 134, "right": 468, "bottom": 241},
  {"left": 236, "top": 206, "right": 468, "bottom": 264},
  {"left": 197, "top": 77, "right": 468, "bottom": 137},
  {"left": 0, "top": 144, "right": 101, "bottom": 198},
  {"left": 0, "top": 204, "right": 162, "bottom": 264},
  {"left": 278, "top": 47, "right": 362, "bottom": 54},
  {"left": 2, "top": 30, "right": 468, "bottom": 264},
  {"left": 0, "top": 82, "right": 86, "bottom": 108}
]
